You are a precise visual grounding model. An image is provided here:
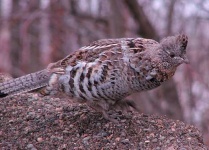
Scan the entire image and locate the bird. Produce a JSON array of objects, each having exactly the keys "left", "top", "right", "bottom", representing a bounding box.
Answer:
[{"left": 0, "top": 34, "right": 188, "bottom": 122}]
